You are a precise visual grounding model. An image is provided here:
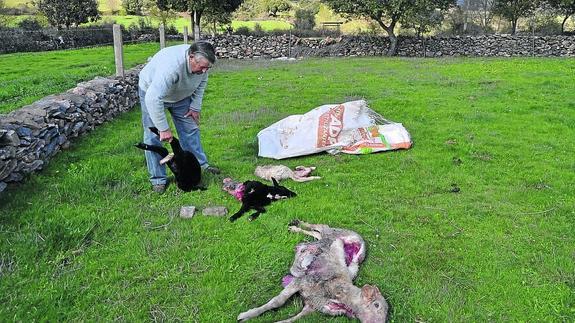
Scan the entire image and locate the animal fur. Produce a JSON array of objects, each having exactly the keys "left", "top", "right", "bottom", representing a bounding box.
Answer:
[
  {"left": 237, "top": 221, "right": 388, "bottom": 322},
  {"left": 223, "top": 177, "right": 296, "bottom": 222},
  {"left": 135, "top": 127, "right": 204, "bottom": 192},
  {"left": 255, "top": 165, "right": 320, "bottom": 182}
]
